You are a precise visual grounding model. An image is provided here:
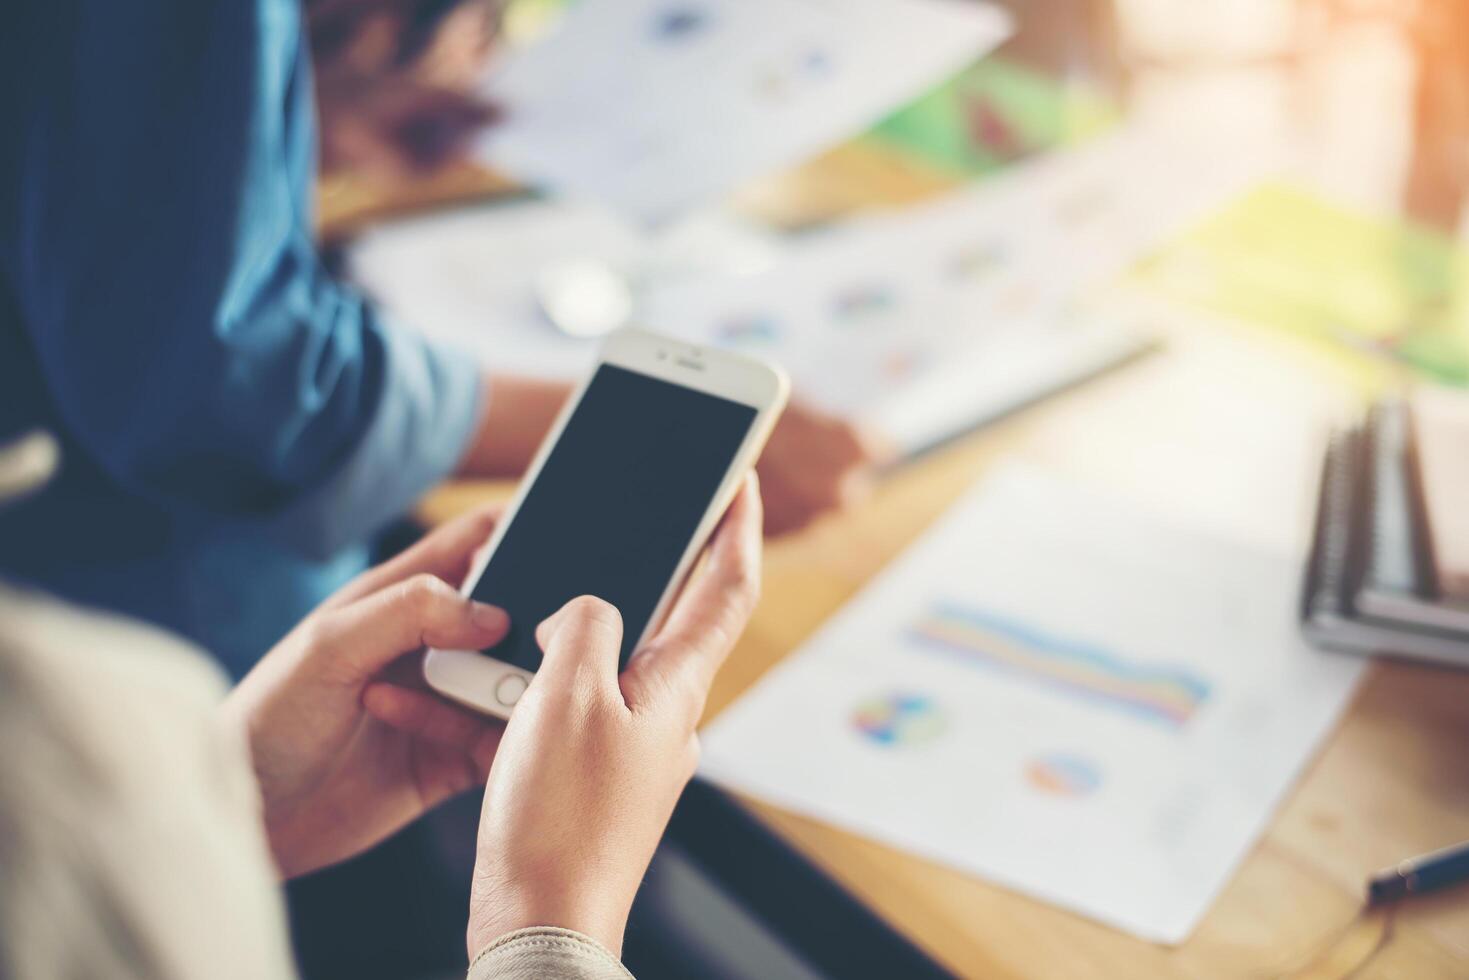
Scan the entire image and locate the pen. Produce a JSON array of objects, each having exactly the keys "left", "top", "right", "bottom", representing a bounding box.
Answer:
[{"left": 1366, "top": 840, "right": 1469, "bottom": 906}]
